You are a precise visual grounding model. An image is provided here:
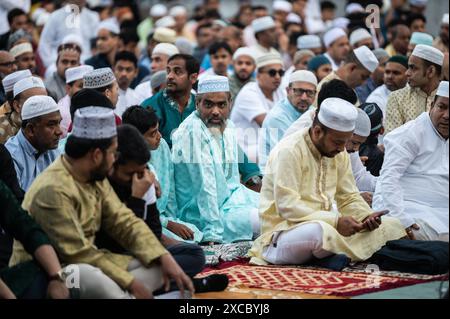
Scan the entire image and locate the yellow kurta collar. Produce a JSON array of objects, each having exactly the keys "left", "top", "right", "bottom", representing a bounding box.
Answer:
[{"left": 304, "top": 129, "right": 322, "bottom": 161}]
